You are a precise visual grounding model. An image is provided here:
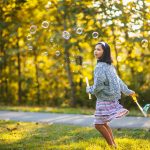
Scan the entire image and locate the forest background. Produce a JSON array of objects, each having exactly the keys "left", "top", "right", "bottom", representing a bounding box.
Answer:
[{"left": 0, "top": 0, "right": 150, "bottom": 109}]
